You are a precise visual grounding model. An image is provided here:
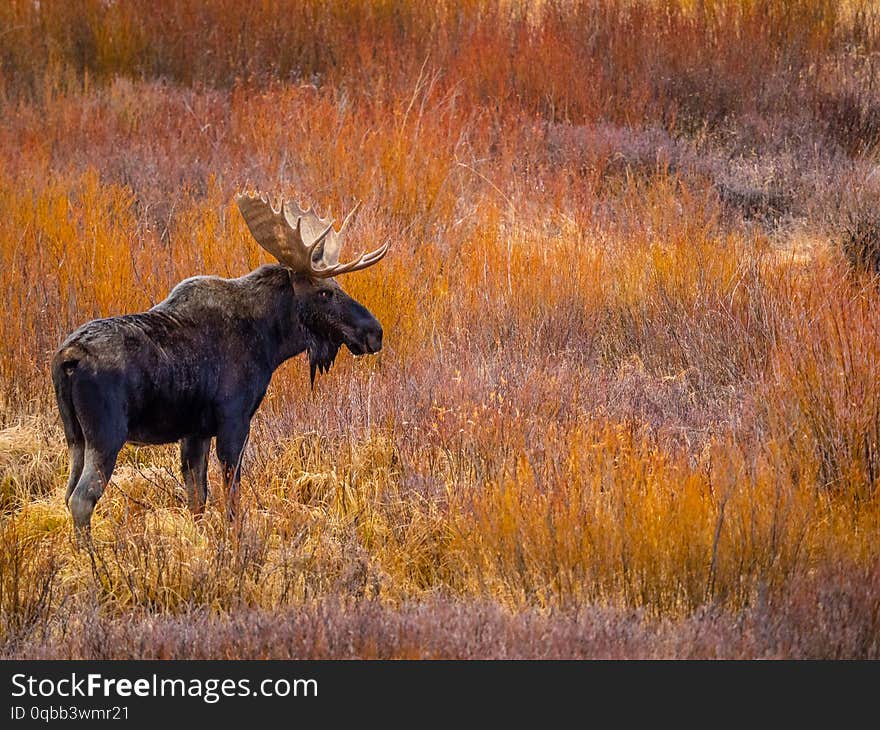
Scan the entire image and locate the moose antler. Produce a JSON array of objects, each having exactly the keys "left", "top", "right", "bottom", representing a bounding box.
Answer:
[{"left": 234, "top": 190, "right": 388, "bottom": 278}]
